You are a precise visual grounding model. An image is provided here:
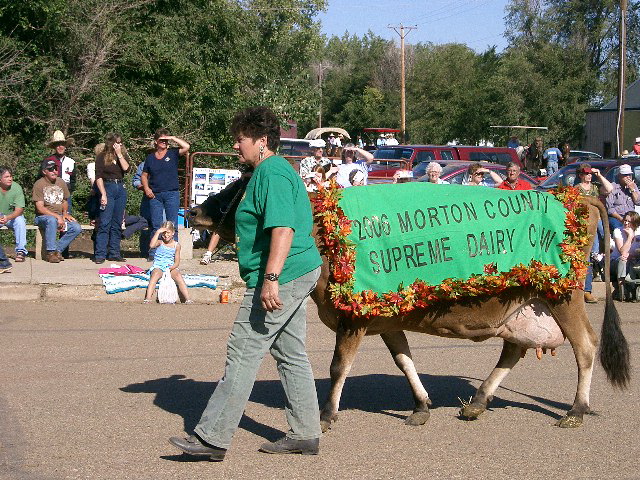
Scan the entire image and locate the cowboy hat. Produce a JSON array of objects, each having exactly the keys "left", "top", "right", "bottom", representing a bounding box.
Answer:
[{"left": 47, "top": 130, "right": 74, "bottom": 148}]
